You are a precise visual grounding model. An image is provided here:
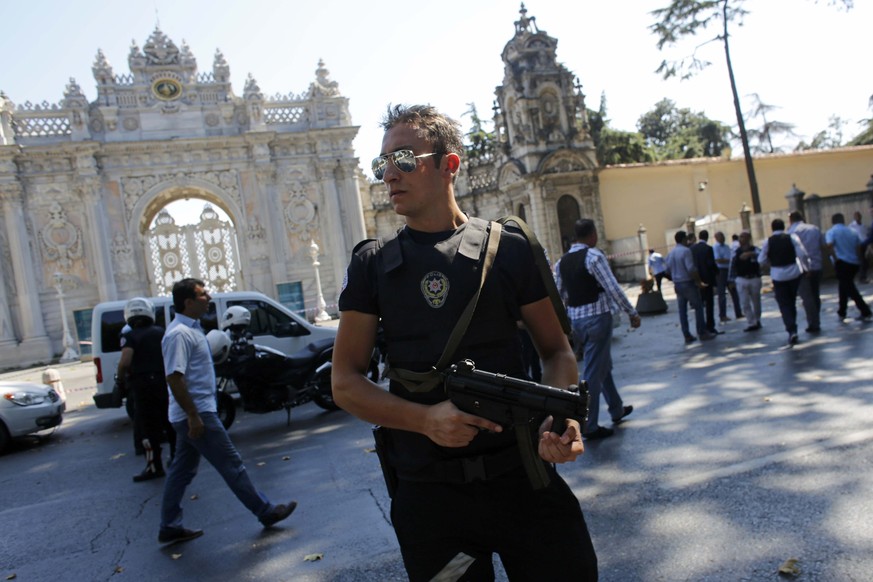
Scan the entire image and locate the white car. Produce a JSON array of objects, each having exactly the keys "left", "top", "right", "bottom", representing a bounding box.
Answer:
[{"left": 0, "top": 381, "right": 66, "bottom": 453}]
